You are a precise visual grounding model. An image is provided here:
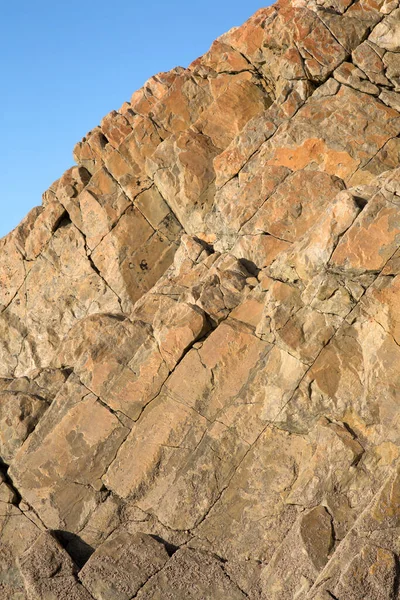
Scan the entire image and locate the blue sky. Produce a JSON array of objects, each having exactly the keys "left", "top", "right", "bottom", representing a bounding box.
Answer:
[{"left": 0, "top": 1, "right": 266, "bottom": 239}]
